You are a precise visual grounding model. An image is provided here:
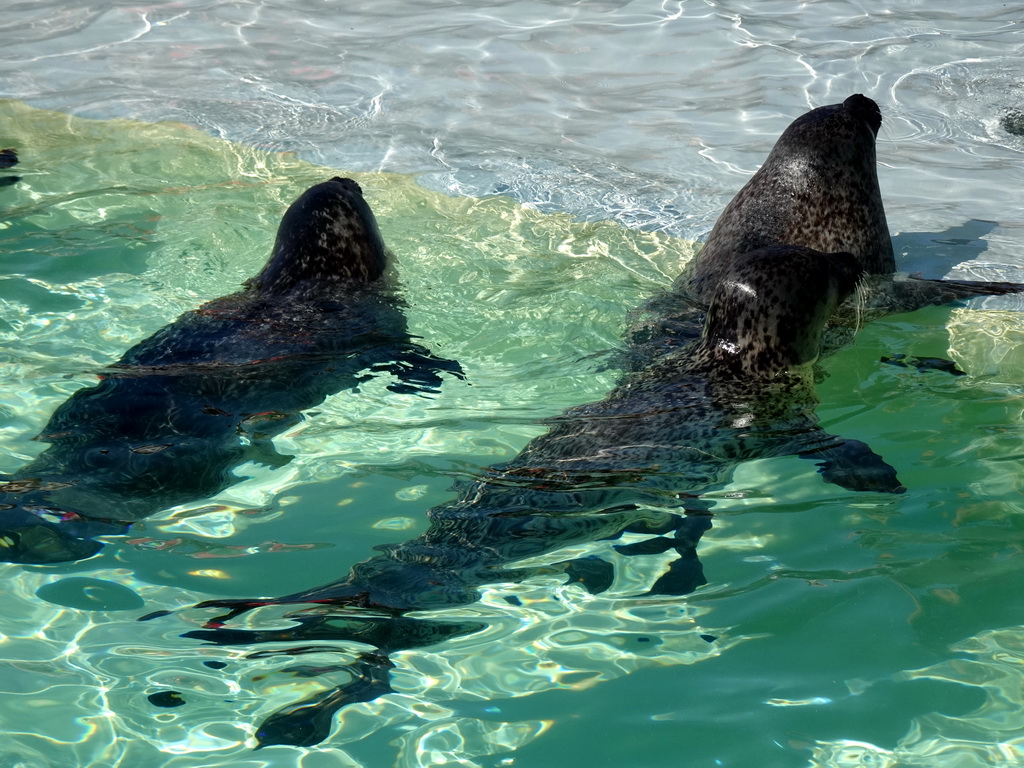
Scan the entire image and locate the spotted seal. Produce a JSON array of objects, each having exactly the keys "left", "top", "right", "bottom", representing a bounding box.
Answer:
[
  {"left": 0, "top": 178, "right": 462, "bottom": 564},
  {"left": 1002, "top": 108, "right": 1024, "bottom": 137},
  {"left": 180, "top": 244, "right": 901, "bottom": 748},
  {"left": 628, "top": 94, "right": 1024, "bottom": 364},
  {"left": 688, "top": 94, "right": 892, "bottom": 300}
]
